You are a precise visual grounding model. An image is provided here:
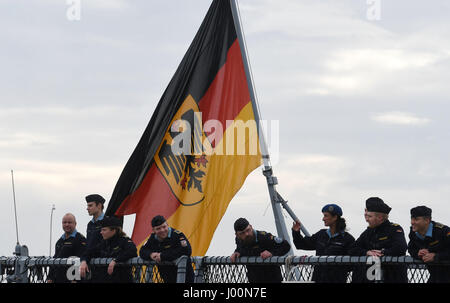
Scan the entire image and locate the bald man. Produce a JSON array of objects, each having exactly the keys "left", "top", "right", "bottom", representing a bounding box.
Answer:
[{"left": 48, "top": 213, "right": 87, "bottom": 283}]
